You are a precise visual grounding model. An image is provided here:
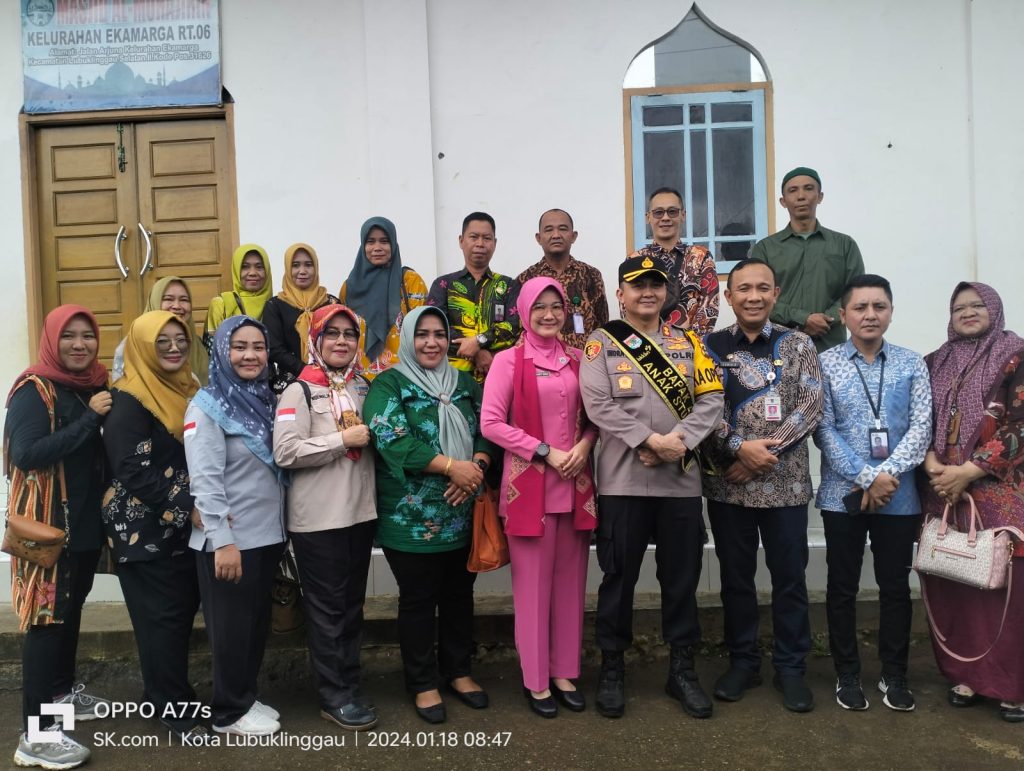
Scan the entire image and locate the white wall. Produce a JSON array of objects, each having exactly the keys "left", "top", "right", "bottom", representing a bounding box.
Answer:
[{"left": 1, "top": 0, "right": 1022, "bottom": 415}]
